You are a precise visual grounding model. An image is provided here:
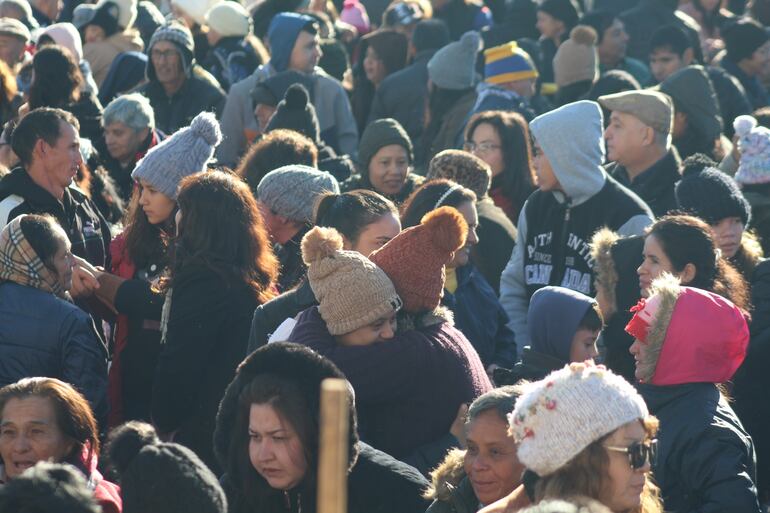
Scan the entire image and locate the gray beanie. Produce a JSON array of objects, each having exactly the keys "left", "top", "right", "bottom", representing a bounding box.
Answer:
[
  {"left": 131, "top": 111, "right": 221, "bottom": 199},
  {"left": 427, "top": 30, "right": 481, "bottom": 90},
  {"left": 147, "top": 21, "right": 194, "bottom": 79},
  {"left": 257, "top": 165, "right": 340, "bottom": 223}
]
